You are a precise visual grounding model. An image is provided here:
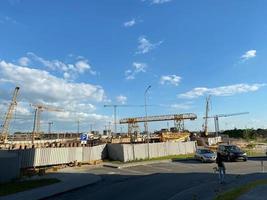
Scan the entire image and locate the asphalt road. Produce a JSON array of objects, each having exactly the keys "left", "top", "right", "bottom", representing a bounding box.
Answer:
[{"left": 46, "top": 159, "right": 267, "bottom": 200}]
